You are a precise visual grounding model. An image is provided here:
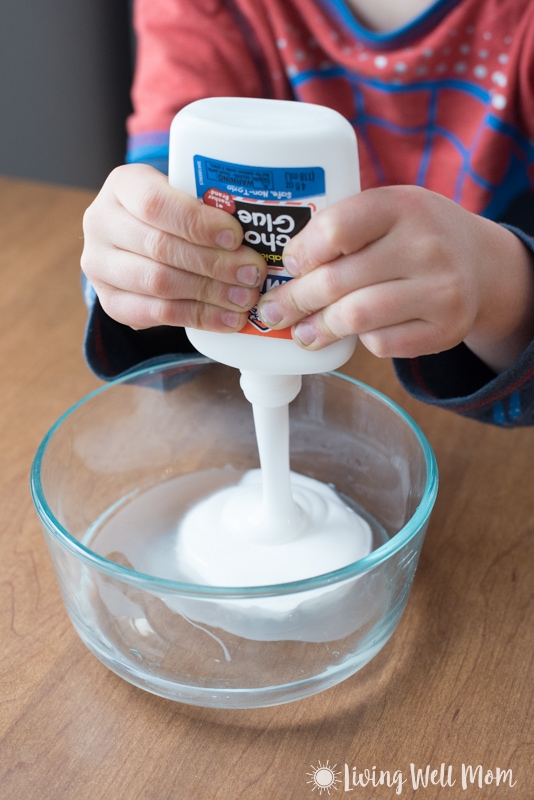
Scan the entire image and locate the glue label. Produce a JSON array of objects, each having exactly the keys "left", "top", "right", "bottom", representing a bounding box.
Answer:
[{"left": 194, "top": 155, "right": 326, "bottom": 338}]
